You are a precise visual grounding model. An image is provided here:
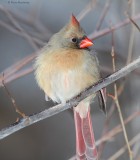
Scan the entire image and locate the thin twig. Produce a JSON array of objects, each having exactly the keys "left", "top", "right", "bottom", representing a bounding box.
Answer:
[
  {"left": 77, "top": 0, "right": 97, "bottom": 21},
  {"left": 126, "top": 0, "right": 136, "bottom": 65},
  {"left": 95, "top": 0, "right": 112, "bottom": 31},
  {"left": 111, "top": 2, "right": 138, "bottom": 137},
  {"left": 89, "top": 13, "right": 140, "bottom": 40},
  {"left": 2, "top": 73, "right": 26, "bottom": 118},
  {"left": 98, "top": 27, "right": 116, "bottom": 158},
  {"left": 127, "top": 16, "right": 140, "bottom": 32},
  {"left": 96, "top": 111, "right": 140, "bottom": 146},
  {"left": 110, "top": 31, "right": 133, "bottom": 159},
  {"left": 125, "top": 0, "right": 140, "bottom": 32},
  {"left": 0, "top": 57, "right": 140, "bottom": 139},
  {"left": 98, "top": 24, "right": 133, "bottom": 158},
  {"left": 7, "top": 5, "right": 52, "bottom": 39},
  {"left": 0, "top": 5, "right": 38, "bottom": 50},
  {"left": 5, "top": 67, "right": 34, "bottom": 84},
  {"left": 0, "top": 53, "right": 37, "bottom": 86},
  {"left": 108, "top": 133, "right": 140, "bottom": 160},
  {"left": 0, "top": 19, "right": 44, "bottom": 46},
  {"left": 133, "top": 141, "right": 140, "bottom": 159},
  {"left": 108, "top": 3, "right": 139, "bottom": 158}
]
